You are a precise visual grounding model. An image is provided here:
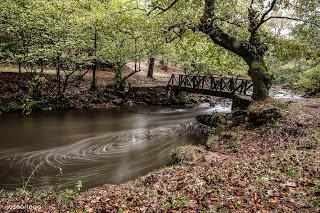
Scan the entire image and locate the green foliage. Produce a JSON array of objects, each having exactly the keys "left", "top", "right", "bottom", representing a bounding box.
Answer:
[
  {"left": 58, "top": 180, "right": 83, "bottom": 204},
  {"left": 167, "top": 32, "right": 247, "bottom": 76},
  {"left": 0, "top": 0, "right": 319, "bottom": 92},
  {"left": 172, "top": 198, "right": 189, "bottom": 209},
  {"left": 22, "top": 75, "right": 48, "bottom": 115},
  {"left": 284, "top": 169, "right": 299, "bottom": 178},
  {"left": 298, "top": 66, "right": 320, "bottom": 95}
]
